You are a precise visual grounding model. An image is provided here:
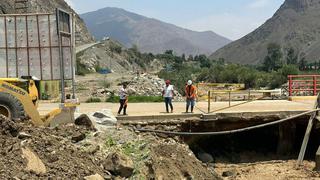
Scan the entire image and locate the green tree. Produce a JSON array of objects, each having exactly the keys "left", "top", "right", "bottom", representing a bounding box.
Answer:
[
  {"left": 187, "top": 55, "right": 194, "bottom": 61},
  {"left": 165, "top": 50, "right": 174, "bottom": 55},
  {"left": 286, "top": 48, "right": 298, "bottom": 65},
  {"left": 298, "top": 57, "right": 307, "bottom": 71},
  {"left": 198, "top": 54, "right": 211, "bottom": 68},
  {"left": 130, "top": 44, "right": 139, "bottom": 54},
  {"left": 263, "top": 43, "right": 283, "bottom": 72},
  {"left": 181, "top": 54, "right": 186, "bottom": 61}
]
